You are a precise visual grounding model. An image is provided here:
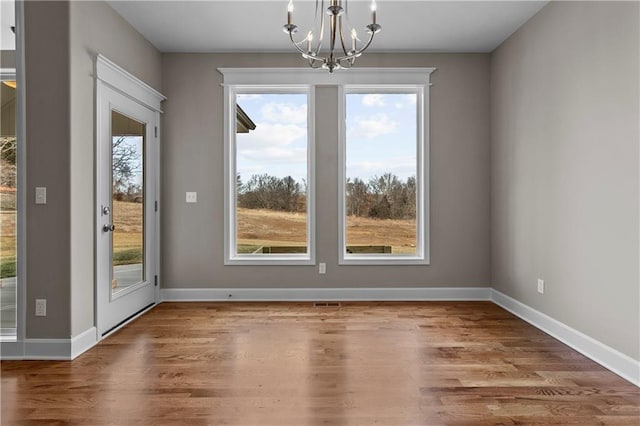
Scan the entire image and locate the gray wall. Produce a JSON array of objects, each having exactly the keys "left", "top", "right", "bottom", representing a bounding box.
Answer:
[
  {"left": 491, "top": 1, "right": 639, "bottom": 359},
  {"left": 25, "top": 1, "right": 71, "bottom": 338},
  {"left": 22, "top": 1, "right": 161, "bottom": 338},
  {"left": 161, "top": 53, "right": 492, "bottom": 289},
  {"left": 69, "top": 0, "right": 161, "bottom": 337}
]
